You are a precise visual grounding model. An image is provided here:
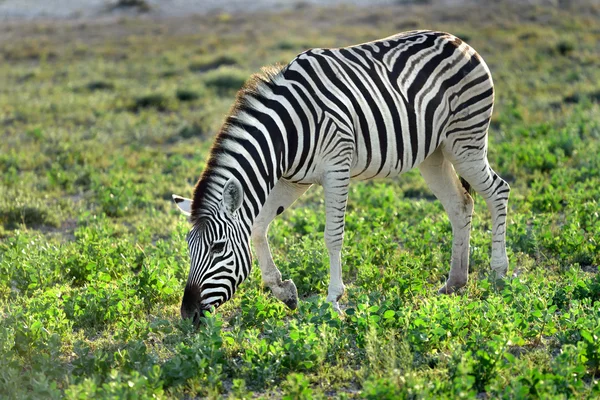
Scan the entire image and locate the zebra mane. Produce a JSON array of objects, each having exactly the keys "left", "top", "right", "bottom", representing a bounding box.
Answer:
[
  {"left": 227, "top": 64, "right": 286, "bottom": 123},
  {"left": 190, "top": 64, "right": 286, "bottom": 223}
]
